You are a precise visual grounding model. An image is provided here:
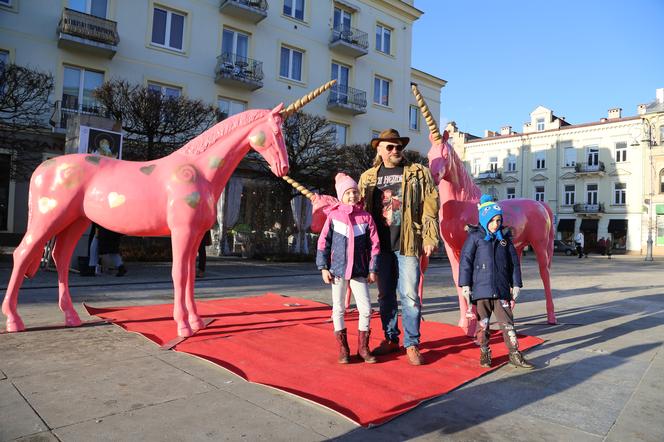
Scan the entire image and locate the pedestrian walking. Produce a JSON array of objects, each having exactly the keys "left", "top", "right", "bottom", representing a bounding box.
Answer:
[{"left": 575, "top": 231, "right": 586, "bottom": 258}]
